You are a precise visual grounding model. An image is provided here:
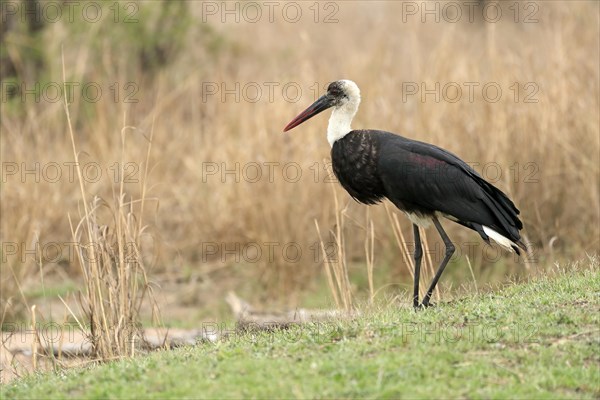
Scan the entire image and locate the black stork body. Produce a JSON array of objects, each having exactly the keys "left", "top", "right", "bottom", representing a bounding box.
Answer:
[{"left": 284, "top": 80, "right": 526, "bottom": 308}]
